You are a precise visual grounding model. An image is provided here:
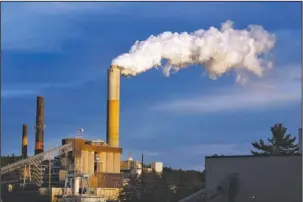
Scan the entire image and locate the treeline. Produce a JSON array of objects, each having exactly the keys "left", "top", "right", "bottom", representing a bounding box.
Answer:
[
  {"left": 1, "top": 155, "right": 24, "bottom": 167},
  {"left": 119, "top": 167, "right": 205, "bottom": 202}
]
